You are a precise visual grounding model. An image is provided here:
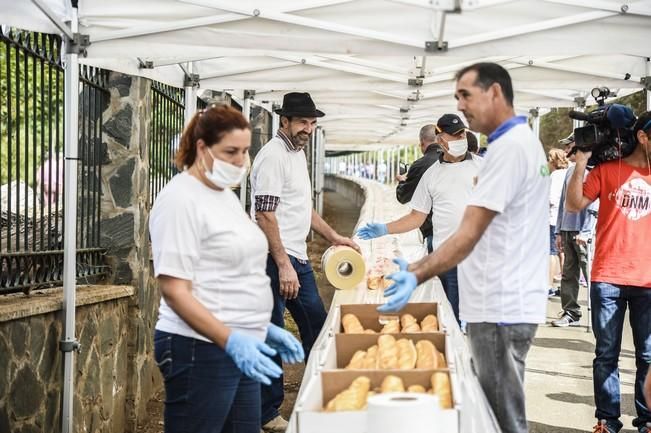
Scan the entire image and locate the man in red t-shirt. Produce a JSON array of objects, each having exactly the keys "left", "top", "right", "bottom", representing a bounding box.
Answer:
[{"left": 567, "top": 111, "right": 651, "bottom": 433}]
